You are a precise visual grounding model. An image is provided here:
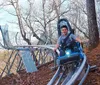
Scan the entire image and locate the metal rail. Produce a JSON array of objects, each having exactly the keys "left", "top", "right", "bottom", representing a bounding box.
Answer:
[
  {"left": 47, "top": 49, "right": 90, "bottom": 85},
  {"left": 0, "top": 44, "right": 90, "bottom": 85},
  {"left": 0, "top": 45, "right": 56, "bottom": 77},
  {"left": 0, "top": 25, "right": 90, "bottom": 84},
  {"left": 65, "top": 54, "right": 89, "bottom": 85}
]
